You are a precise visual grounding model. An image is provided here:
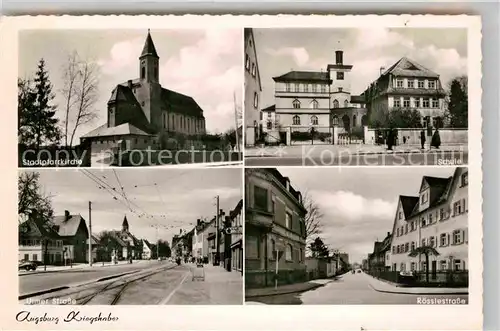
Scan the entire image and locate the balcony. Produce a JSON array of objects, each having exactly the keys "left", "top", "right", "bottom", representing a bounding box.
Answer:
[
  {"left": 246, "top": 208, "right": 273, "bottom": 230},
  {"left": 275, "top": 90, "right": 329, "bottom": 98}
]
